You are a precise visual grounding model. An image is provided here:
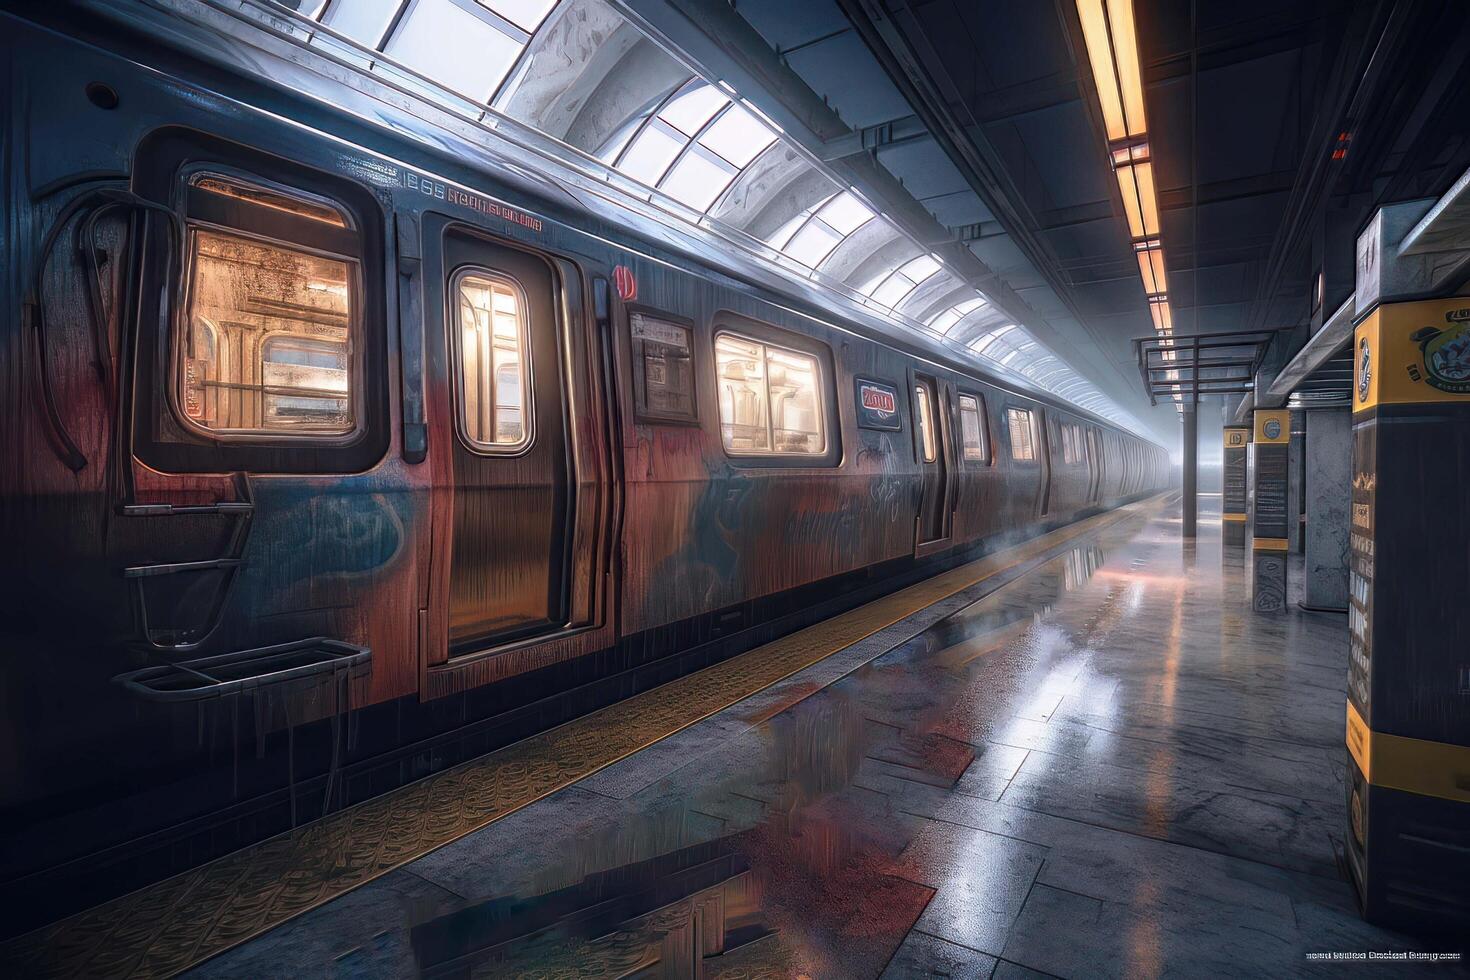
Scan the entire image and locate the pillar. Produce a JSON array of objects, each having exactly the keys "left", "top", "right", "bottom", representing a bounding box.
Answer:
[
  {"left": 1287, "top": 410, "right": 1305, "bottom": 554},
  {"left": 1300, "top": 408, "right": 1350, "bottom": 611},
  {"left": 1249, "top": 408, "right": 1290, "bottom": 612},
  {"left": 1344, "top": 295, "right": 1470, "bottom": 932},
  {"left": 1221, "top": 426, "right": 1249, "bottom": 546},
  {"left": 1181, "top": 405, "right": 1198, "bottom": 538}
]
